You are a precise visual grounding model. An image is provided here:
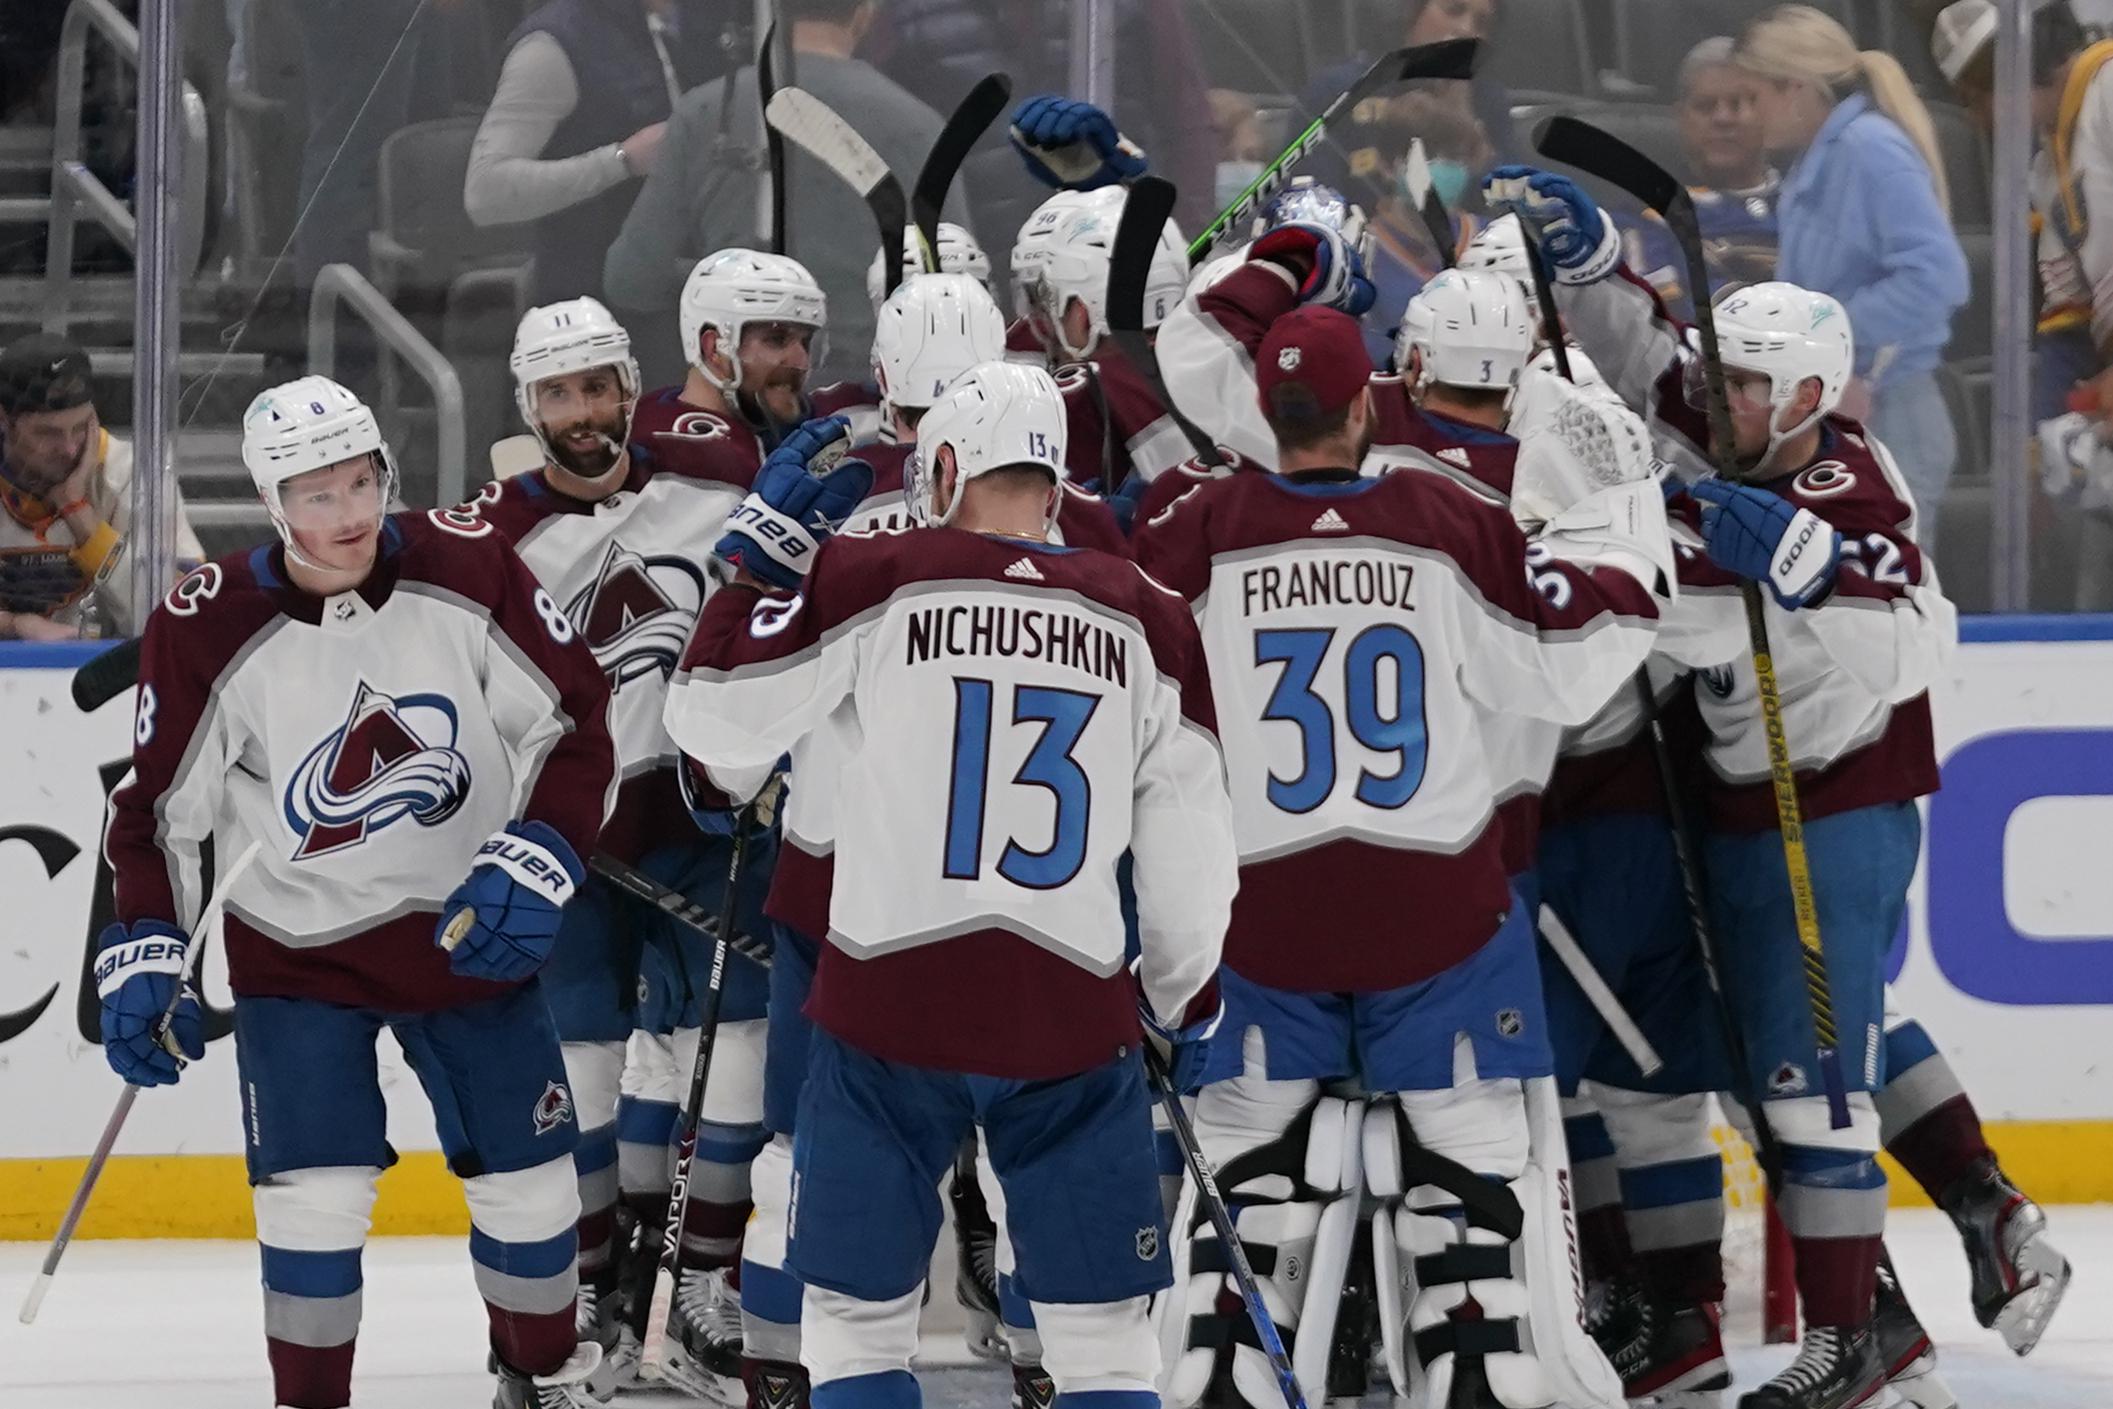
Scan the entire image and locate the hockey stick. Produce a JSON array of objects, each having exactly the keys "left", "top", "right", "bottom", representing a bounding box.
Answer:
[
  {"left": 1142, "top": 1044, "right": 1310, "bottom": 1409},
  {"left": 639, "top": 810, "right": 755, "bottom": 1386},
  {"left": 588, "top": 851, "right": 774, "bottom": 970},
  {"left": 764, "top": 88, "right": 908, "bottom": 297},
  {"left": 756, "top": 17, "right": 786, "bottom": 254},
  {"left": 1532, "top": 114, "right": 1853, "bottom": 1132},
  {"left": 19, "top": 838, "right": 263, "bottom": 1324},
  {"left": 1536, "top": 905, "right": 1663, "bottom": 1078},
  {"left": 1106, "top": 175, "right": 1225, "bottom": 470},
  {"left": 1402, "top": 139, "right": 1456, "bottom": 272},
  {"left": 1189, "top": 39, "right": 1481, "bottom": 264},
  {"left": 913, "top": 73, "right": 1011, "bottom": 273},
  {"left": 72, "top": 636, "right": 142, "bottom": 712}
]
